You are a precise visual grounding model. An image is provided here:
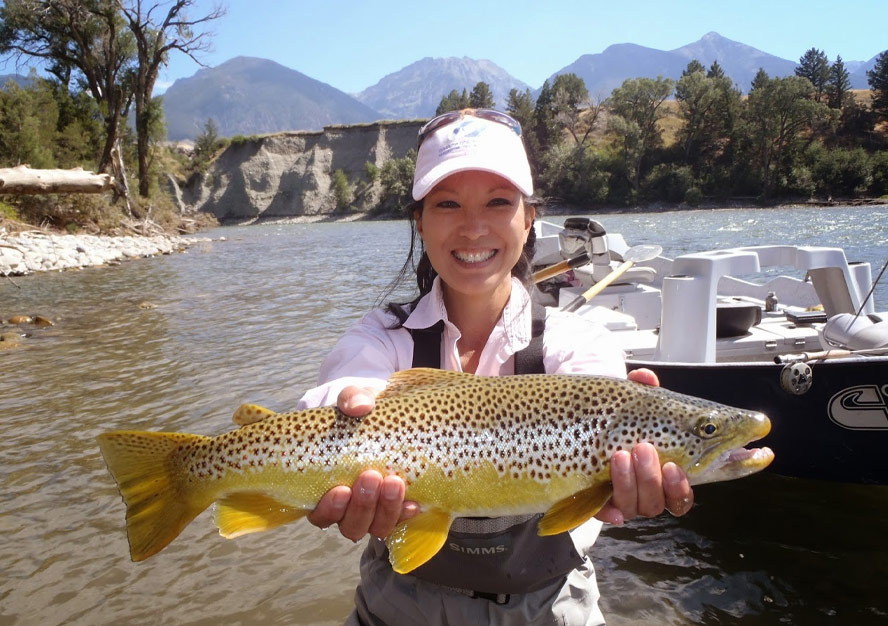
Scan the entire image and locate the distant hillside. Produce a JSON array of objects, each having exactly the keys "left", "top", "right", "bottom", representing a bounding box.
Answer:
[
  {"left": 0, "top": 74, "right": 32, "bottom": 89},
  {"left": 355, "top": 57, "right": 531, "bottom": 119},
  {"left": 849, "top": 51, "right": 885, "bottom": 89},
  {"left": 161, "top": 56, "right": 382, "bottom": 141},
  {"left": 671, "top": 32, "right": 798, "bottom": 91},
  {"left": 546, "top": 32, "right": 799, "bottom": 97}
]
